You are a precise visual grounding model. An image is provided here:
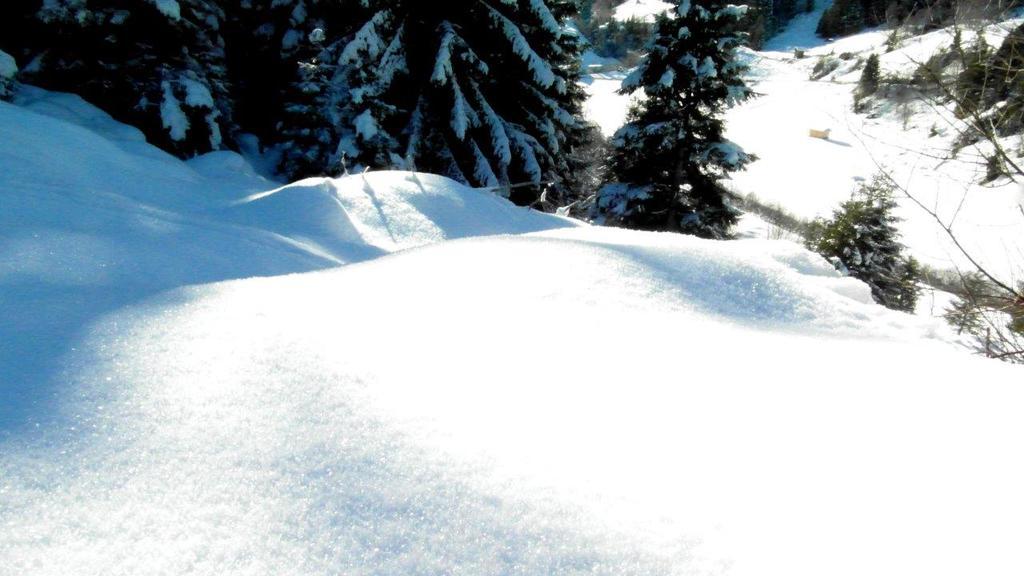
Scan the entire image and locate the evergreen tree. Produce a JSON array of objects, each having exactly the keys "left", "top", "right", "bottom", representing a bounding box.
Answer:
[
  {"left": 816, "top": 0, "right": 866, "bottom": 38},
  {"left": 858, "top": 53, "right": 880, "bottom": 97},
  {"left": 335, "top": 0, "right": 588, "bottom": 207},
  {"left": 982, "top": 21, "right": 1024, "bottom": 135},
  {"left": 954, "top": 36, "right": 993, "bottom": 119},
  {"left": 805, "top": 176, "right": 919, "bottom": 312},
  {"left": 10, "top": 0, "right": 234, "bottom": 157},
  {"left": 275, "top": 27, "right": 344, "bottom": 179},
  {"left": 223, "top": 0, "right": 360, "bottom": 156},
  {"left": 595, "top": 0, "right": 755, "bottom": 238}
]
